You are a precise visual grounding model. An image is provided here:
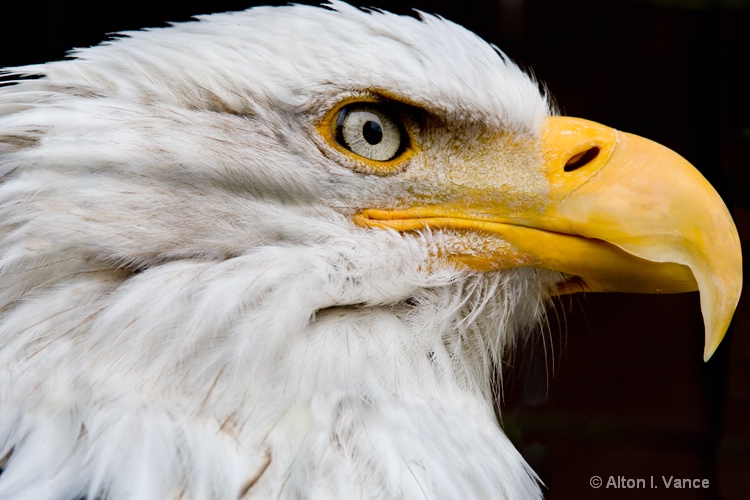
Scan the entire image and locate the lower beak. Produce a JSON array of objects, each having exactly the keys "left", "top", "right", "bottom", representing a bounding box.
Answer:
[{"left": 355, "top": 116, "right": 742, "bottom": 361}]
